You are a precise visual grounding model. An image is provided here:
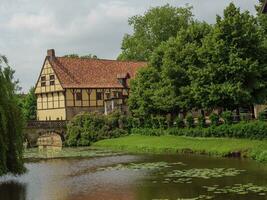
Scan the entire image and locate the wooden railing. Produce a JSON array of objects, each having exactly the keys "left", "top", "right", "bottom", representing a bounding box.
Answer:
[{"left": 27, "top": 120, "right": 67, "bottom": 129}]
